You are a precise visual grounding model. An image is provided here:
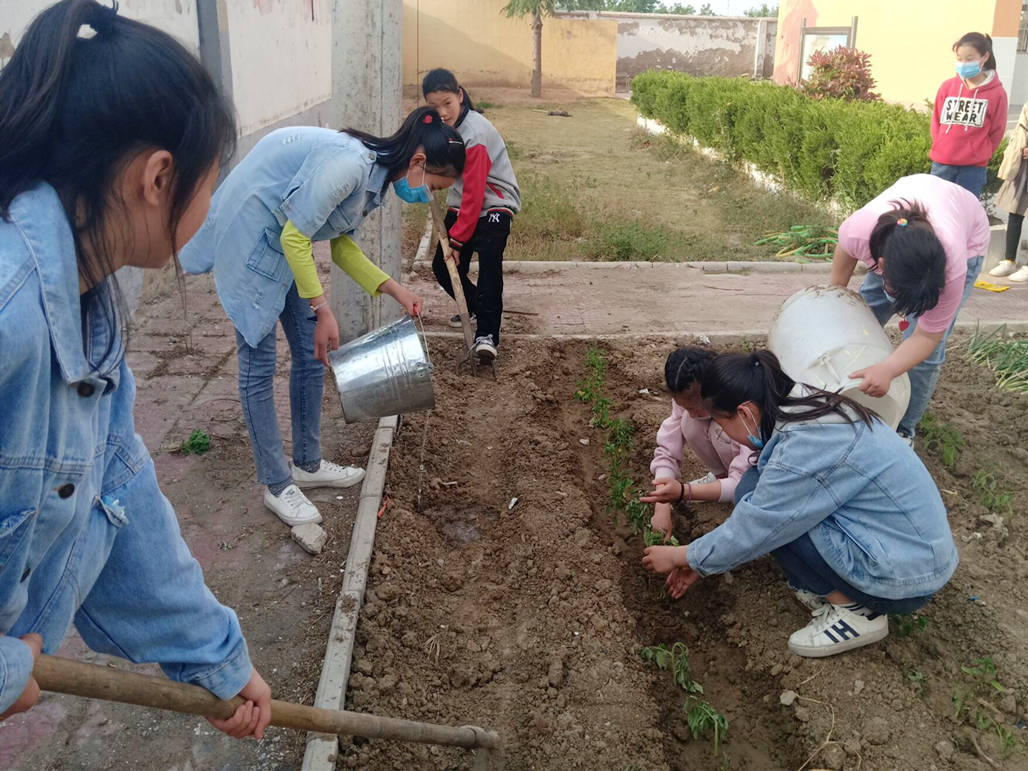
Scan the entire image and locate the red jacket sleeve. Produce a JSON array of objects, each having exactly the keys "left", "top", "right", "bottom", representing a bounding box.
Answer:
[{"left": 448, "top": 144, "right": 491, "bottom": 248}]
